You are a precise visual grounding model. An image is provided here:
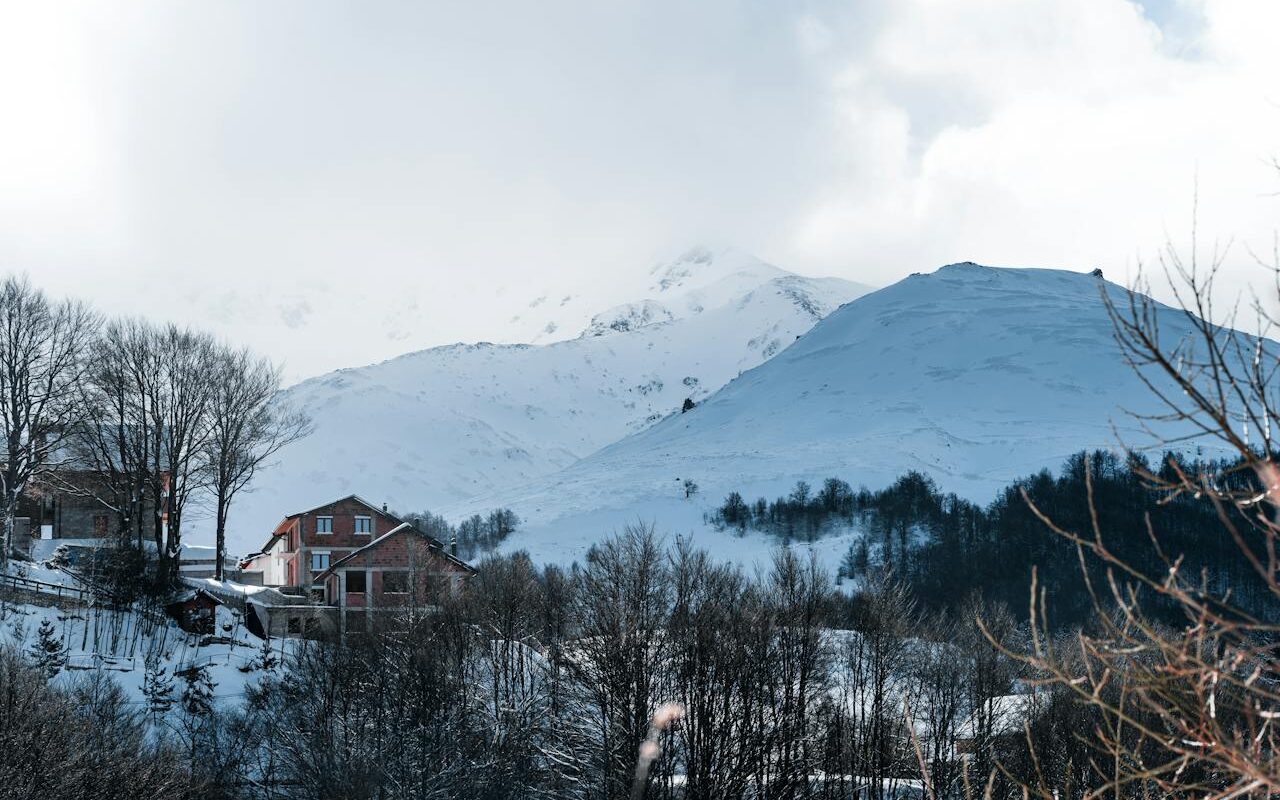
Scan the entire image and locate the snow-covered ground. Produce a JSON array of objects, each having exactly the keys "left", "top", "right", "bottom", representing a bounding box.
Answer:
[
  {"left": 0, "top": 596, "right": 284, "bottom": 708},
  {"left": 217, "top": 247, "right": 870, "bottom": 555},
  {"left": 443, "top": 263, "right": 1239, "bottom": 568},
  {"left": 0, "top": 553, "right": 285, "bottom": 712}
]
